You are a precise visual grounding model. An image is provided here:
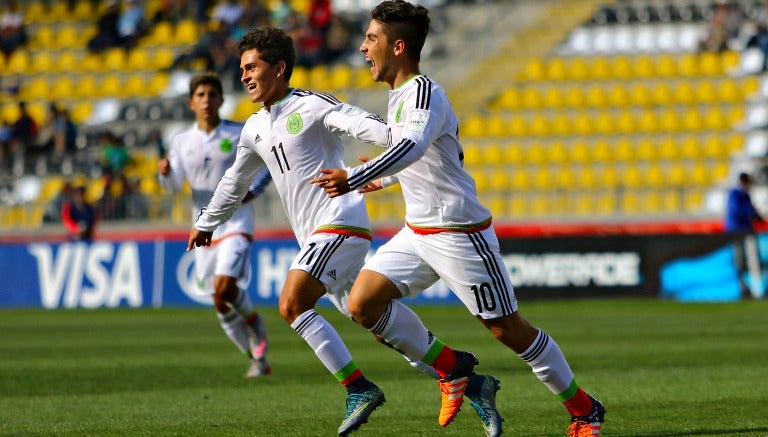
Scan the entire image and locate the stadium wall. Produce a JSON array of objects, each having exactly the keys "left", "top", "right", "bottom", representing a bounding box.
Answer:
[{"left": 2, "top": 220, "right": 765, "bottom": 308}]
